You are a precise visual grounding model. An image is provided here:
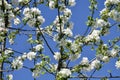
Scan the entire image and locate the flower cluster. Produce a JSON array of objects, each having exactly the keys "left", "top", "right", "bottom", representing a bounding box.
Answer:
[
  {"left": 85, "top": 30, "right": 100, "bottom": 42},
  {"left": 12, "top": 51, "right": 36, "bottom": 69},
  {"left": 58, "top": 68, "right": 71, "bottom": 78},
  {"left": 0, "top": 0, "right": 19, "bottom": 27},
  {"left": 109, "top": 10, "right": 120, "bottom": 22},
  {"left": 104, "top": 0, "right": 120, "bottom": 7},
  {"left": 0, "top": 0, "right": 22, "bottom": 46},
  {"left": 53, "top": 38, "right": 82, "bottom": 61},
  {"left": 48, "top": 0, "right": 76, "bottom": 9},
  {"left": 100, "top": 0, "right": 120, "bottom": 23},
  {"left": 73, "top": 57, "right": 101, "bottom": 72},
  {"left": 94, "top": 19, "right": 110, "bottom": 28},
  {"left": 23, "top": 7, "right": 45, "bottom": 27},
  {"left": 91, "top": 59, "right": 101, "bottom": 70},
  {"left": 53, "top": 8, "right": 72, "bottom": 33},
  {"left": 12, "top": 56, "right": 23, "bottom": 70}
]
